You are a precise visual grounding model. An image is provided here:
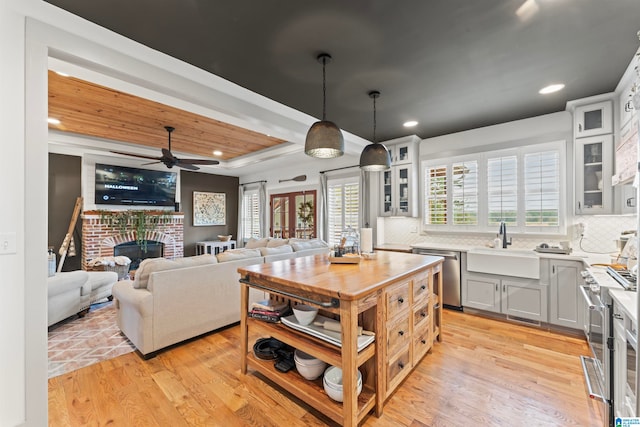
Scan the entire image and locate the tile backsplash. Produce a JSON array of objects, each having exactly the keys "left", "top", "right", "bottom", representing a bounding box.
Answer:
[{"left": 381, "top": 215, "right": 637, "bottom": 256}]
